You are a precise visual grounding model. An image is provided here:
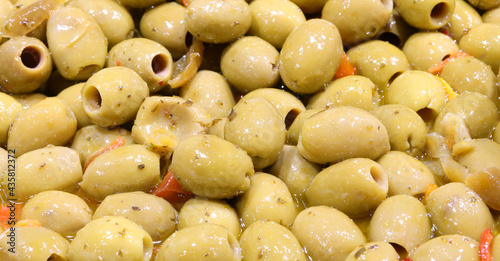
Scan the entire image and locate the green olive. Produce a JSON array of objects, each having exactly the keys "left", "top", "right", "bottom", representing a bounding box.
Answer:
[
  {"left": 459, "top": 23, "right": 500, "bottom": 73},
  {"left": 443, "top": 0, "right": 483, "bottom": 40},
  {"left": 394, "top": 0, "right": 455, "bottom": 29},
  {"left": 402, "top": 32, "right": 459, "bottom": 71},
  {"left": 409, "top": 234, "right": 480, "bottom": 260},
  {"left": 0, "top": 92, "right": 22, "bottom": 147}
]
